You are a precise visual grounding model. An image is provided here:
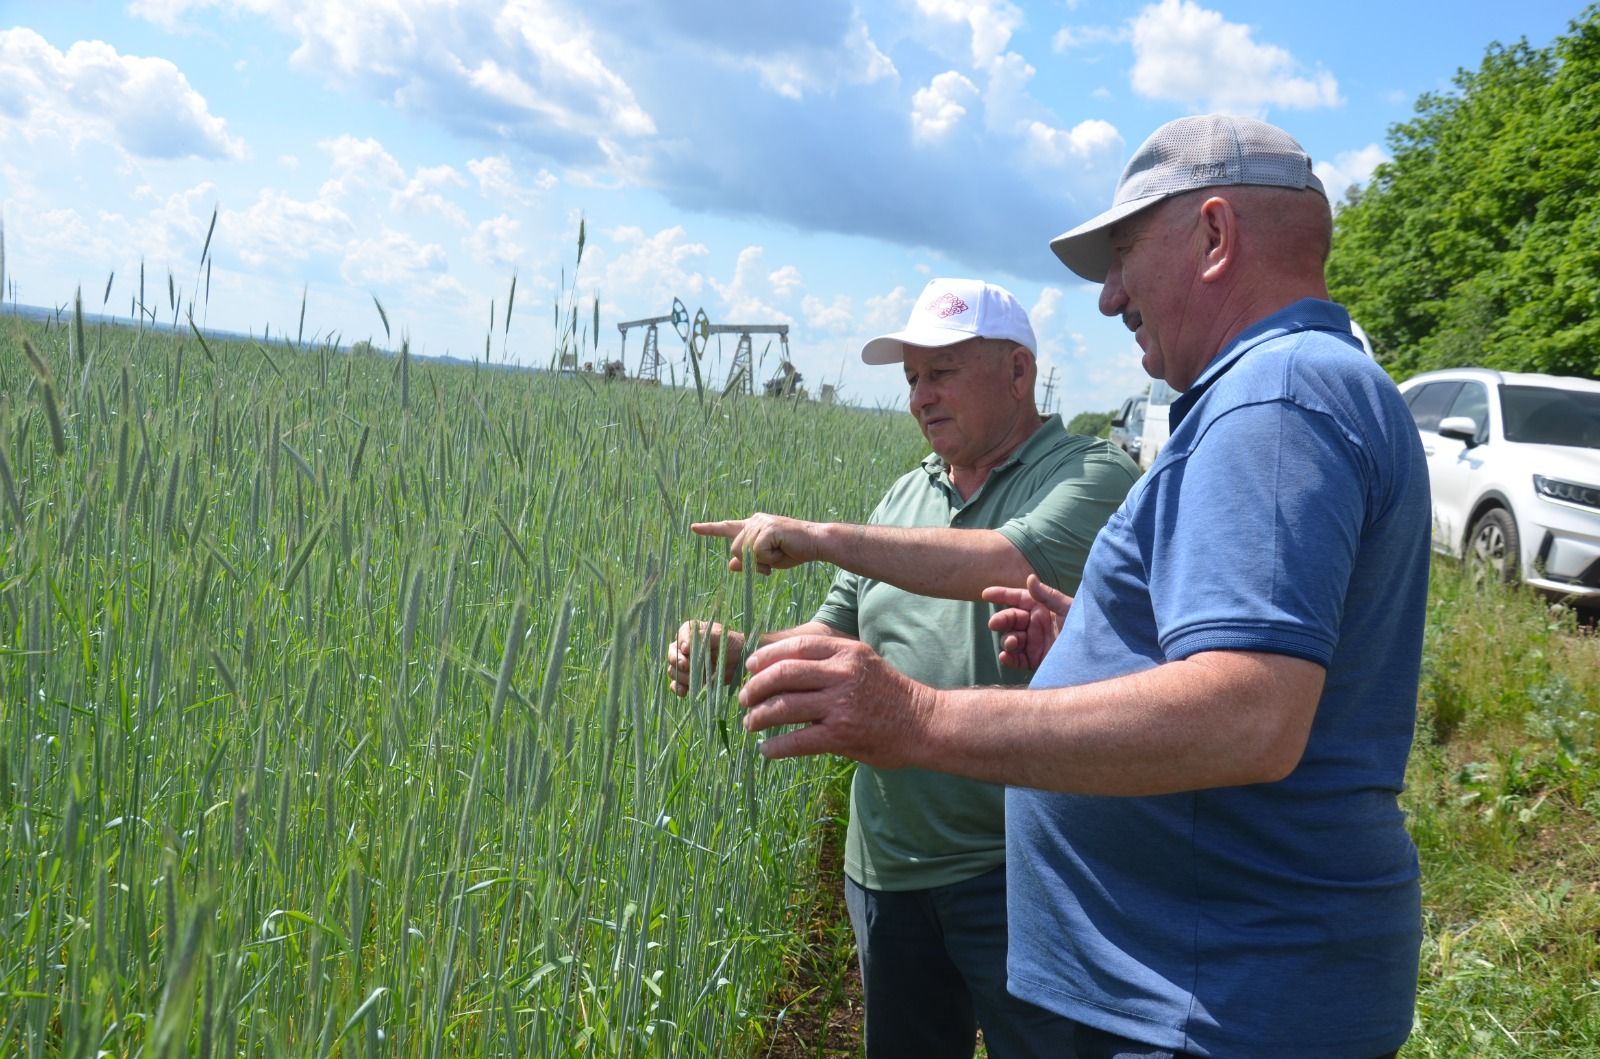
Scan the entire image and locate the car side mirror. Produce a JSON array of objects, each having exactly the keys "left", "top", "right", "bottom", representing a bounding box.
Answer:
[
  {"left": 1438, "top": 416, "right": 1480, "bottom": 447},
  {"left": 1111, "top": 416, "right": 1126, "bottom": 427}
]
